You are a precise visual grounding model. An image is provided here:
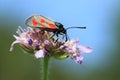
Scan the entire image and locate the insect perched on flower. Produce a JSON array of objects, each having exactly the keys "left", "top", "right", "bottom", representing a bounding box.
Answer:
[{"left": 25, "top": 14, "right": 86, "bottom": 41}]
